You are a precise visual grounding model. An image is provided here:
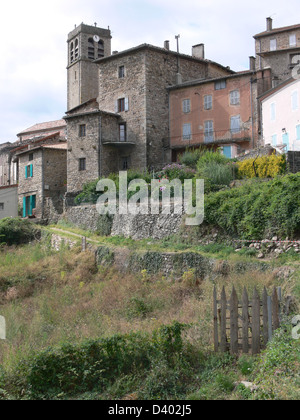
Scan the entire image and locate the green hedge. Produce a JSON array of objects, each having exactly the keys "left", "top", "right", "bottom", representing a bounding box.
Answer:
[
  {"left": 204, "top": 173, "right": 300, "bottom": 240},
  {"left": 0, "top": 218, "right": 40, "bottom": 246}
]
